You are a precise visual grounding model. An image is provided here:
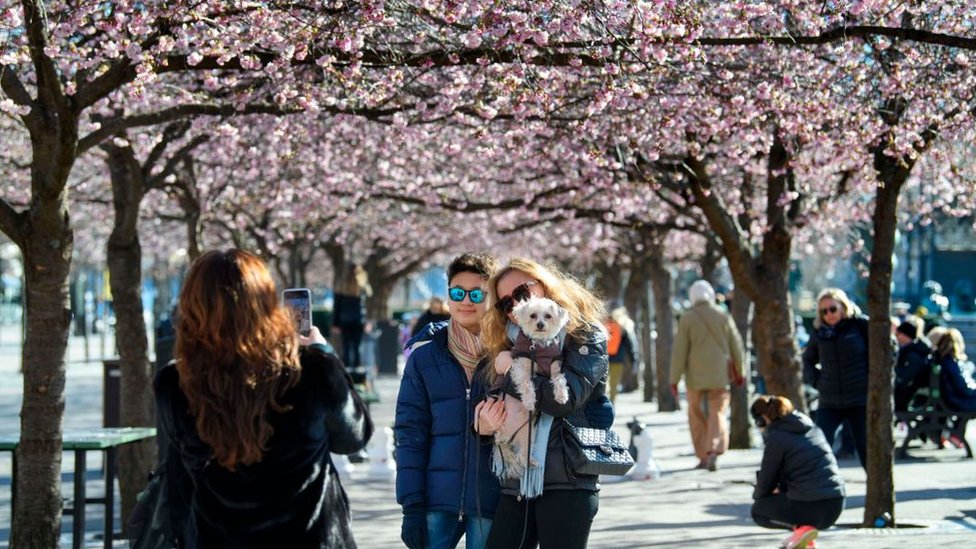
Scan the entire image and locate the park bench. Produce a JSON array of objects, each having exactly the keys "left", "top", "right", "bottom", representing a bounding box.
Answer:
[{"left": 894, "top": 361, "right": 976, "bottom": 459}]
